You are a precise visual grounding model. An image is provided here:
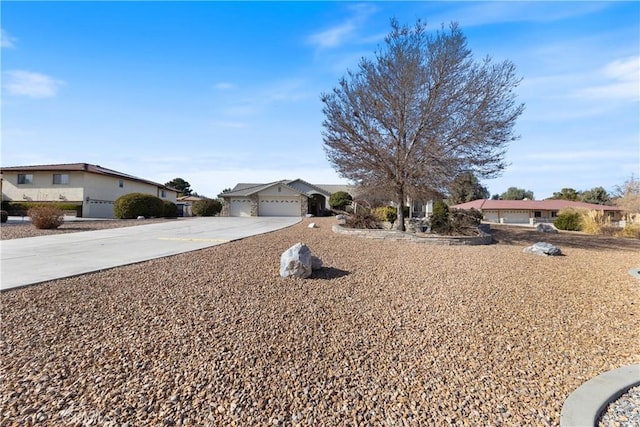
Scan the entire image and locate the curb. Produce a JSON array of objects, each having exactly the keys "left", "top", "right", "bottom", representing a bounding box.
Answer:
[{"left": 560, "top": 364, "right": 640, "bottom": 427}]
